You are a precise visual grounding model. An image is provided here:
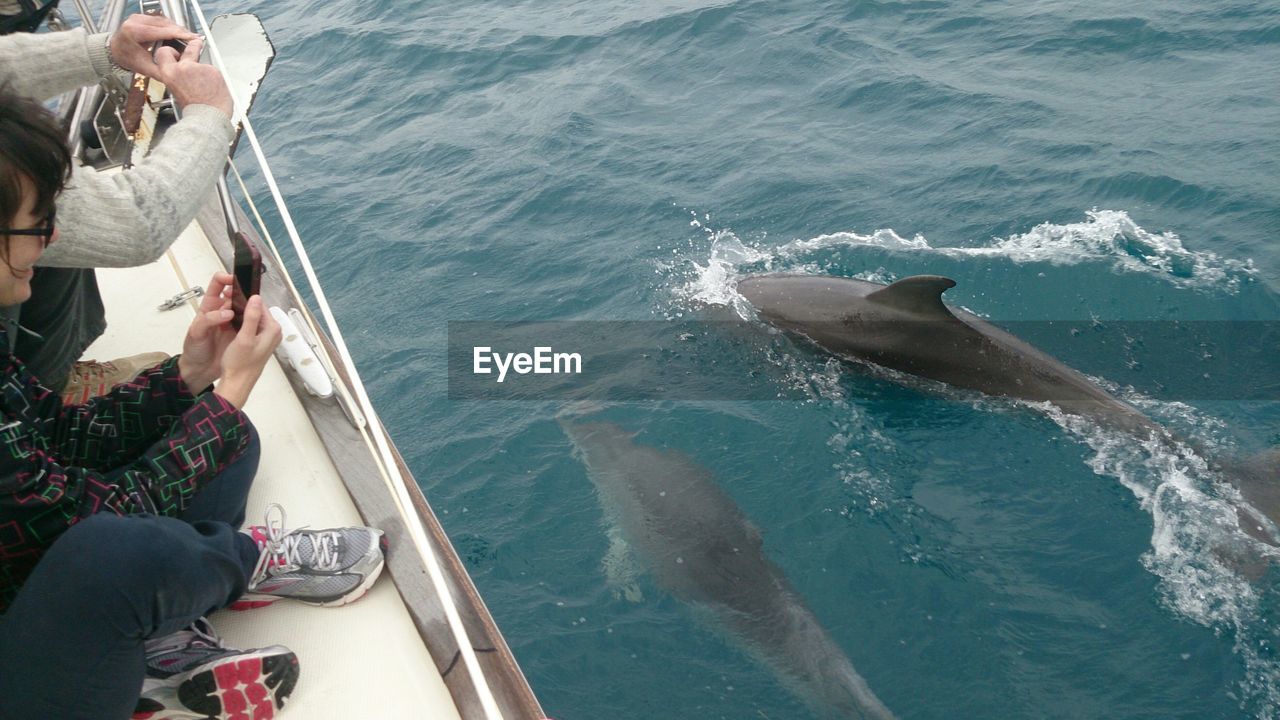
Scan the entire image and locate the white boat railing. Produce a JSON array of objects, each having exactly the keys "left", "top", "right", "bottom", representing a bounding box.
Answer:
[{"left": 187, "top": 1, "right": 507, "bottom": 717}]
